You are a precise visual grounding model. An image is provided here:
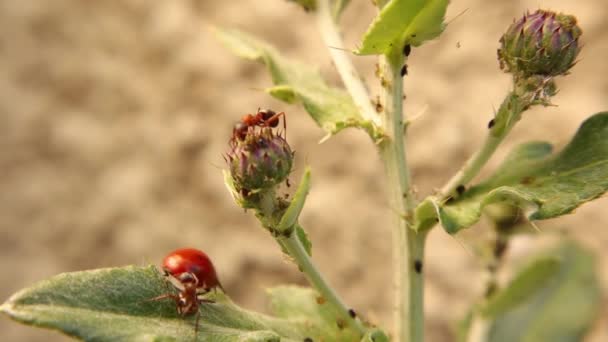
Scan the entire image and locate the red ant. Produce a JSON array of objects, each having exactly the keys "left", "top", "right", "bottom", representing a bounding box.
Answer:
[
  {"left": 232, "top": 109, "right": 286, "bottom": 141},
  {"left": 149, "top": 271, "right": 214, "bottom": 317}
]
